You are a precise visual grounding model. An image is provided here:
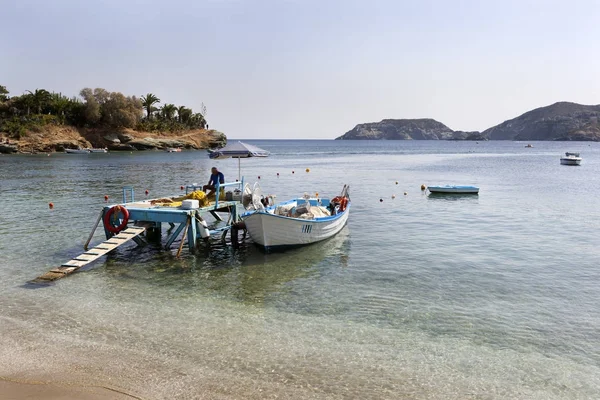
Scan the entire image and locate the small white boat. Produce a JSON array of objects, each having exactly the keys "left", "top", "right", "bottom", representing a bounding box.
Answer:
[
  {"left": 165, "top": 148, "right": 182, "bottom": 153},
  {"left": 560, "top": 152, "right": 581, "bottom": 166},
  {"left": 242, "top": 185, "right": 350, "bottom": 252},
  {"left": 88, "top": 148, "right": 108, "bottom": 153},
  {"left": 427, "top": 185, "right": 479, "bottom": 194},
  {"left": 65, "top": 148, "right": 90, "bottom": 154}
]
